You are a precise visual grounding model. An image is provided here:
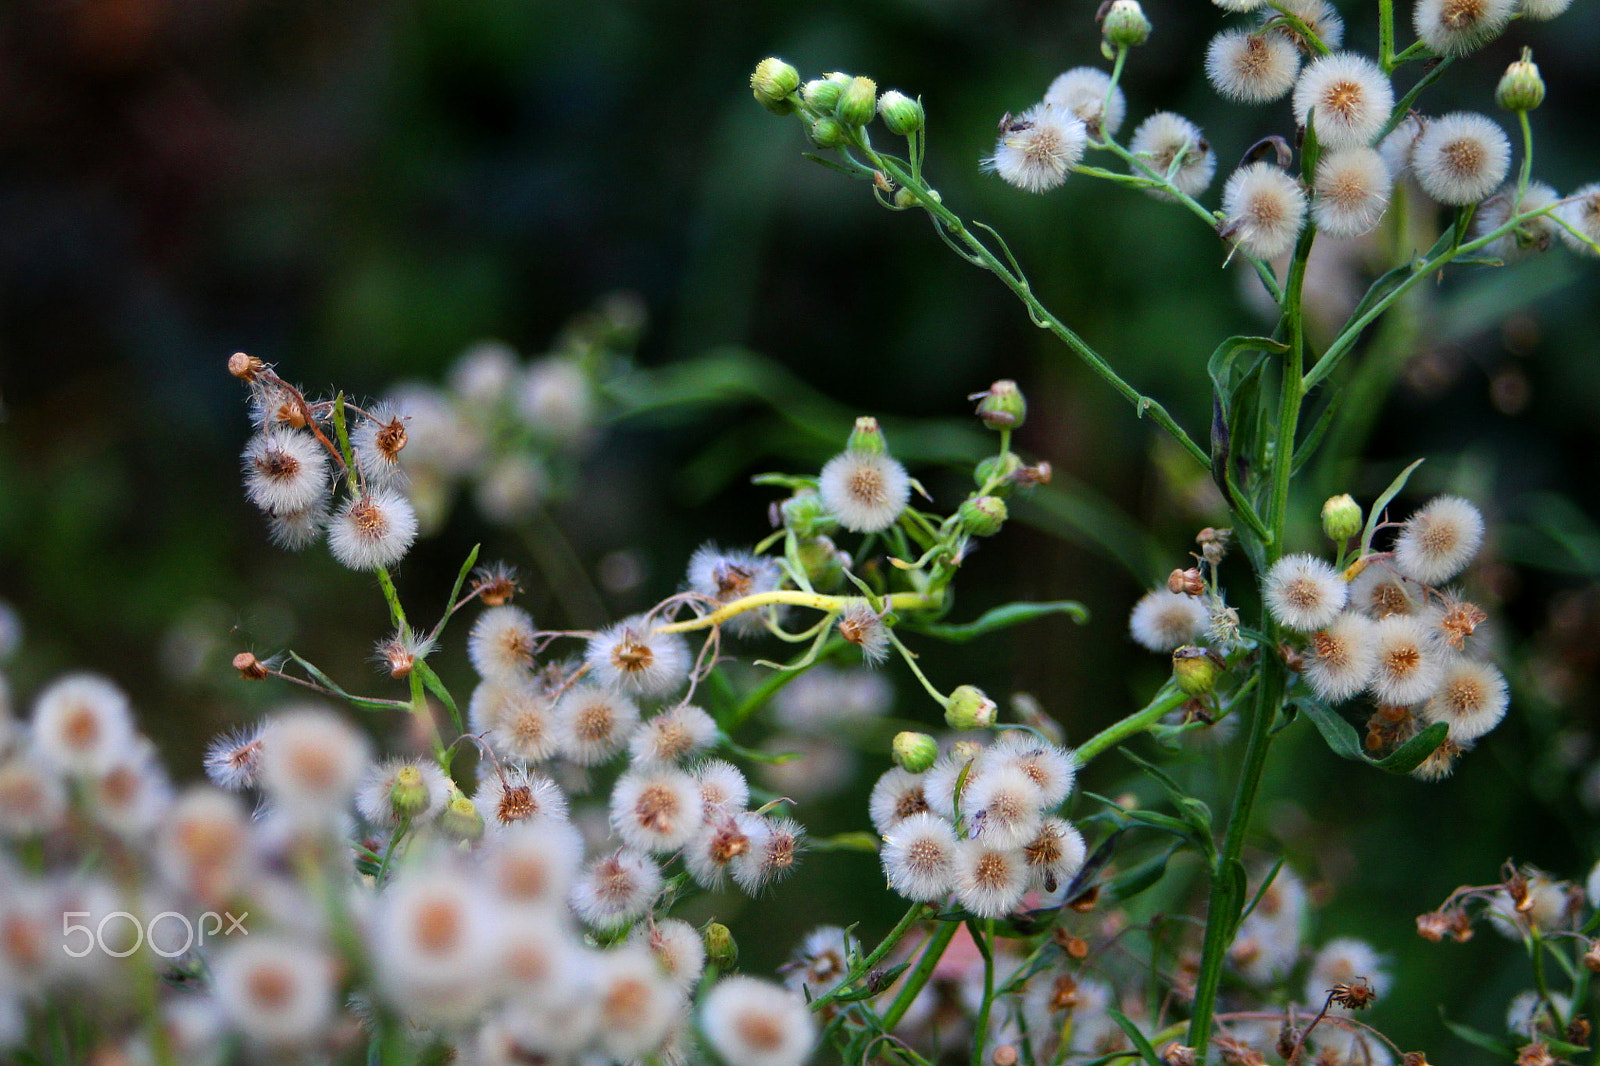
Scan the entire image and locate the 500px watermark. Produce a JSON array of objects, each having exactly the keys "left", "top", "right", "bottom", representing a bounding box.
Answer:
[{"left": 62, "top": 910, "right": 248, "bottom": 958}]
